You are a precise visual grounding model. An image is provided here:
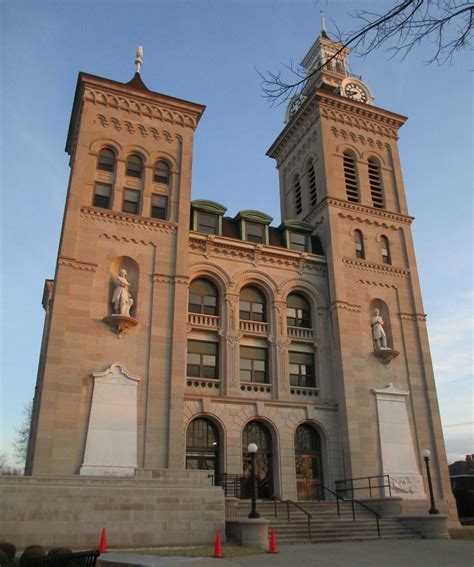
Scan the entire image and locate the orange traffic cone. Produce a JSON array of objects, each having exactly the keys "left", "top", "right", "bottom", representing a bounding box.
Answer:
[
  {"left": 268, "top": 528, "right": 279, "bottom": 554},
  {"left": 213, "top": 530, "right": 223, "bottom": 558},
  {"left": 99, "top": 528, "right": 107, "bottom": 553}
]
